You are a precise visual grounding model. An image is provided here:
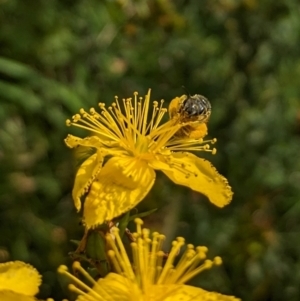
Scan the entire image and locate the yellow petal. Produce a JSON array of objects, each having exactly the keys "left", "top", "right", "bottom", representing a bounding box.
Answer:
[
  {"left": 0, "top": 291, "right": 37, "bottom": 301},
  {"left": 89, "top": 273, "right": 141, "bottom": 301},
  {"left": 161, "top": 285, "right": 240, "bottom": 301},
  {"left": 72, "top": 151, "right": 104, "bottom": 211},
  {"left": 151, "top": 152, "right": 233, "bottom": 207},
  {"left": 0, "top": 261, "right": 41, "bottom": 296},
  {"left": 83, "top": 157, "right": 156, "bottom": 228},
  {"left": 64, "top": 134, "right": 103, "bottom": 149},
  {"left": 65, "top": 135, "right": 105, "bottom": 210}
]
